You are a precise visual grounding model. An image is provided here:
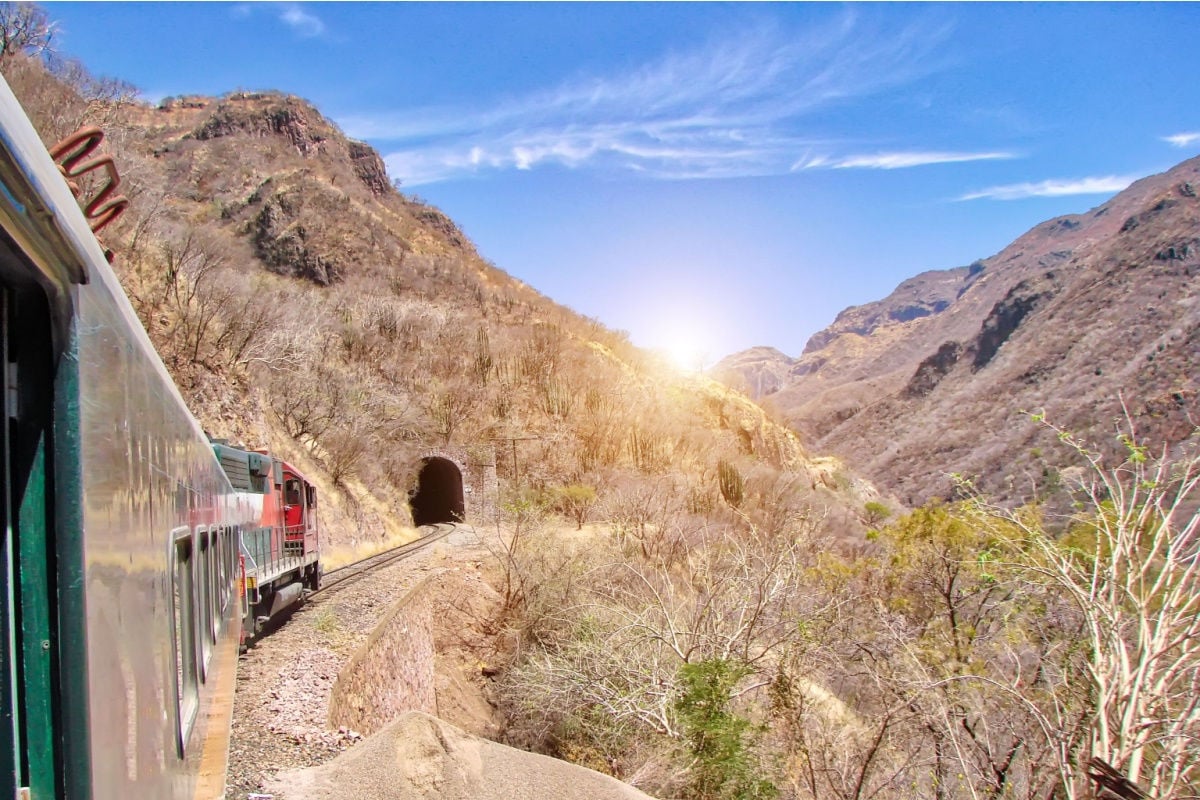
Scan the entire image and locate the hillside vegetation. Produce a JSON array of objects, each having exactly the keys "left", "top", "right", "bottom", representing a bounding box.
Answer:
[{"left": 1, "top": 49, "right": 872, "bottom": 556}]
